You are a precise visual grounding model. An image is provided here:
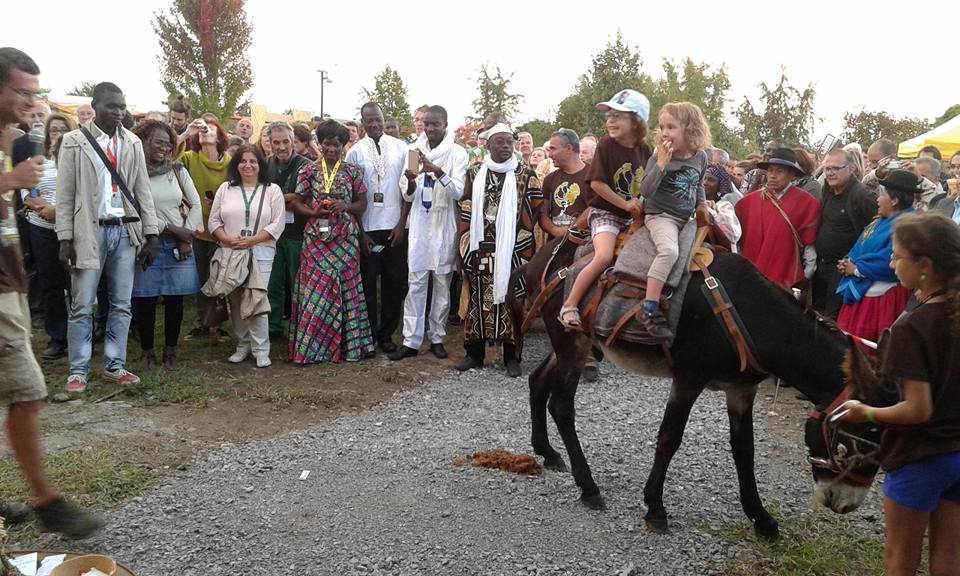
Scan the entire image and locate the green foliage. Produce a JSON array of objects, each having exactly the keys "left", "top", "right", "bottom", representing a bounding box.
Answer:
[
  {"left": 470, "top": 64, "right": 523, "bottom": 124},
  {"left": 735, "top": 71, "right": 817, "bottom": 150},
  {"left": 933, "top": 103, "right": 960, "bottom": 128},
  {"left": 153, "top": 0, "right": 254, "bottom": 120},
  {"left": 516, "top": 118, "right": 558, "bottom": 148},
  {"left": 361, "top": 66, "right": 414, "bottom": 132},
  {"left": 68, "top": 81, "right": 97, "bottom": 98},
  {"left": 556, "top": 31, "right": 654, "bottom": 139},
  {"left": 840, "top": 109, "right": 932, "bottom": 148}
]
